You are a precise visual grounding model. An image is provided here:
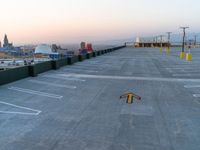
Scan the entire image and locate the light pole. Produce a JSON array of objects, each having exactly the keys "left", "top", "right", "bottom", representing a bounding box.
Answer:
[
  {"left": 180, "top": 27, "right": 193, "bottom": 61},
  {"left": 181, "top": 27, "right": 189, "bottom": 52},
  {"left": 160, "top": 35, "right": 164, "bottom": 52},
  {"left": 155, "top": 36, "right": 158, "bottom": 47},
  {"left": 194, "top": 35, "right": 197, "bottom": 48},
  {"left": 166, "top": 32, "right": 172, "bottom": 53}
]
